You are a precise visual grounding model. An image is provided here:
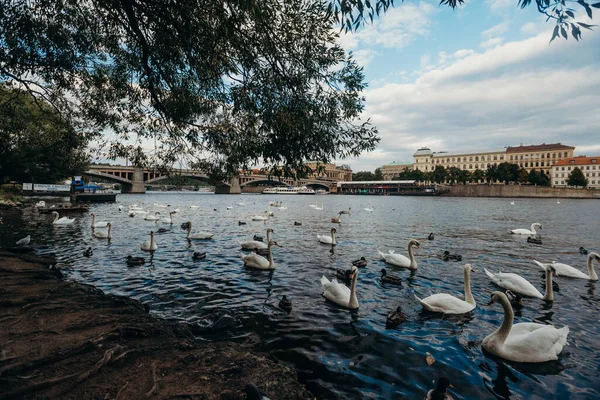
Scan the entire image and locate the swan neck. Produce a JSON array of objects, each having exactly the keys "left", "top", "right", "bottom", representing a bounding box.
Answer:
[
  {"left": 495, "top": 295, "right": 514, "bottom": 344},
  {"left": 530, "top": 223, "right": 537, "bottom": 234},
  {"left": 268, "top": 243, "right": 274, "bottom": 266},
  {"left": 464, "top": 268, "right": 474, "bottom": 304},
  {"left": 408, "top": 243, "right": 417, "bottom": 267},
  {"left": 588, "top": 254, "right": 598, "bottom": 280},
  {"left": 52, "top": 212, "right": 58, "bottom": 222},
  {"left": 186, "top": 224, "right": 191, "bottom": 238},
  {"left": 544, "top": 268, "right": 554, "bottom": 301},
  {"left": 107, "top": 224, "right": 112, "bottom": 239},
  {"left": 331, "top": 231, "right": 336, "bottom": 244},
  {"left": 150, "top": 233, "right": 154, "bottom": 248},
  {"left": 266, "top": 229, "right": 271, "bottom": 242},
  {"left": 349, "top": 272, "right": 359, "bottom": 308}
]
